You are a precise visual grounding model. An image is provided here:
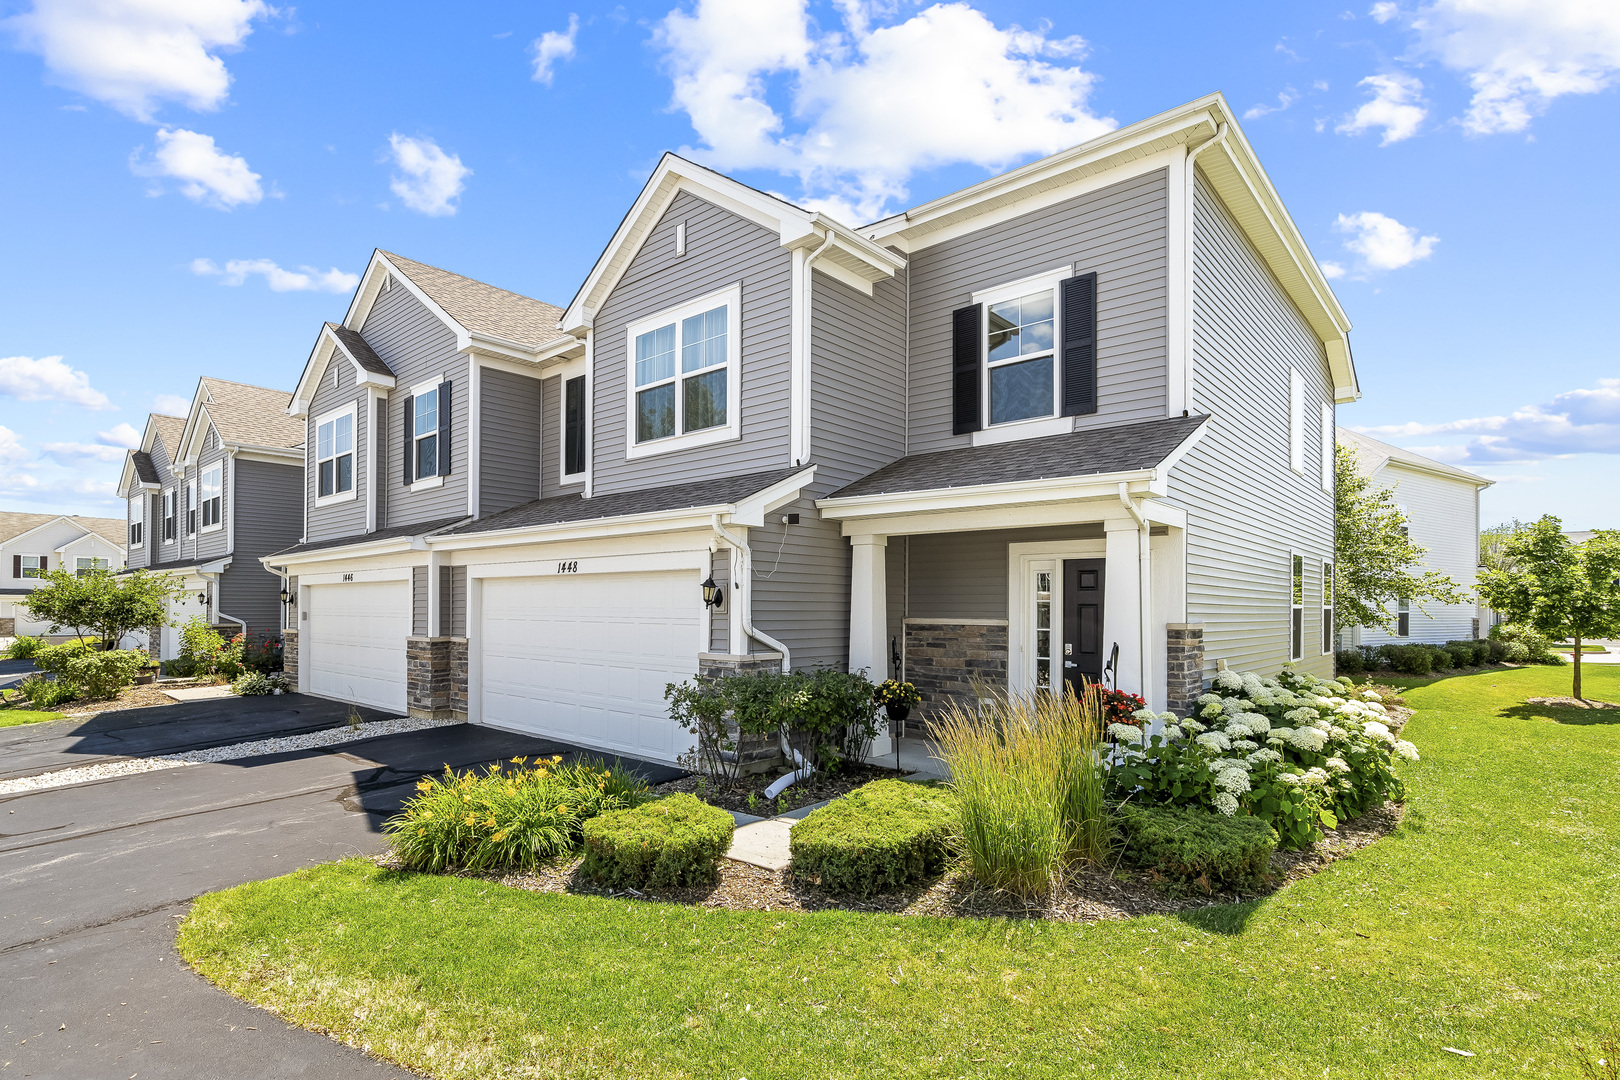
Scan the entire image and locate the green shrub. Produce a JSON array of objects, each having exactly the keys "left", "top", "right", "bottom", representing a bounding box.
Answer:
[
  {"left": 789, "top": 780, "right": 957, "bottom": 896},
  {"left": 1490, "top": 623, "right": 1562, "bottom": 664},
  {"left": 18, "top": 675, "right": 78, "bottom": 708},
  {"left": 1115, "top": 803, "right": 1278, "bottom": 893},
  {"left": 1445, "top": 640, "right": 1490, "bottom": 666},
  {"left": 3, "top": 635, "right": 44, "bottom": 660},
  {"left": 33, "top": 638, "right": 97, "bottom": 676},
  {"left": 1334, "top": 649, "right": 1367, "bottom": 677},
  {"left": 1429, "top": 646, "right": 1455, "bottom": 671},
  {"left": 582, "top": 793, "right": 734, "bottom": 890},
  {"left": 162, "top": 656, "right": 197, "bottom": 678},
  {"left": 386, "top": 756, "right": 652, "bottom": 872},
  {"left": 231, "top": 671, "right": 288, "bottom": 696},
  {"left": 60, "top": 649, "right": 145, "bottom": 699},
  {"left": 1485, "top": 637, "right": 1508, "bottom": 663},
  {"left": 1443, "top": 644, "right": 1475, "bottom": 668},
  {"left": 1383, "top": 644, "right": 1434, "bottom": 675},
  {"left": 1501, "top": 641, "right": 1530, "bottom": 663}
]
